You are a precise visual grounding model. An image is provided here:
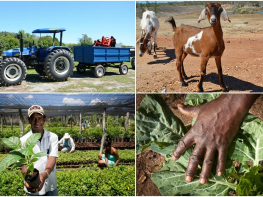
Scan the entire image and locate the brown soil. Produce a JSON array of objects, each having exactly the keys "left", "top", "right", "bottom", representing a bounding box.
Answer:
[
  {"left": 136, "top": 94, "right": 263, "bottom": 195},
  {"left": 136, "top": 5, "right": 263, "bottom": 93}
]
